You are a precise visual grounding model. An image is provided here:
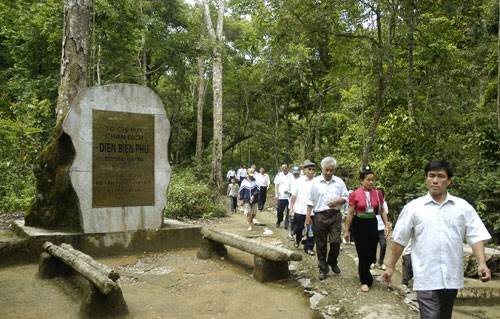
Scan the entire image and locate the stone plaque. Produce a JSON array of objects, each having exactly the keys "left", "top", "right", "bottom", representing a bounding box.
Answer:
[
  {"left": 92, "top": 110, "right": 155, "bottom": 207},
  {"left": 62, "top": 84, "right": 171, "bottom": 233}
]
